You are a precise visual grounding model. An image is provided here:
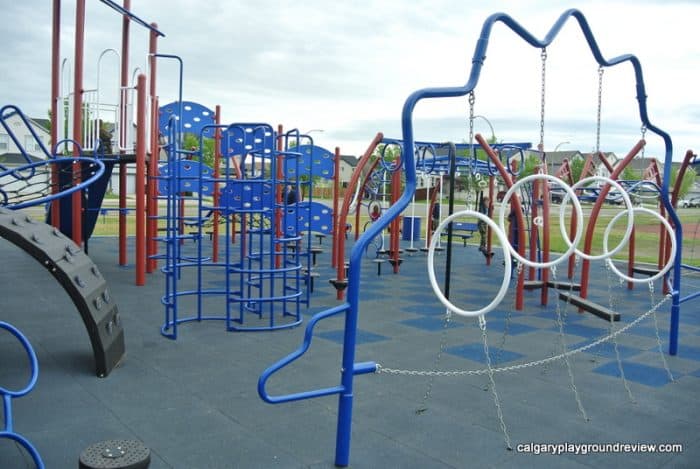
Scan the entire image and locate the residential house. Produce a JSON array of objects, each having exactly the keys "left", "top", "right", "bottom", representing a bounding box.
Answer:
[
  {"left": 0, "top": 114, "right": 52, "bottom": 206},
  {"left": 0, "top": 112, "right": 51, "bottom": 160},
  {"left": 338, "top": 154, "right": 357, "bottom": 187}
]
